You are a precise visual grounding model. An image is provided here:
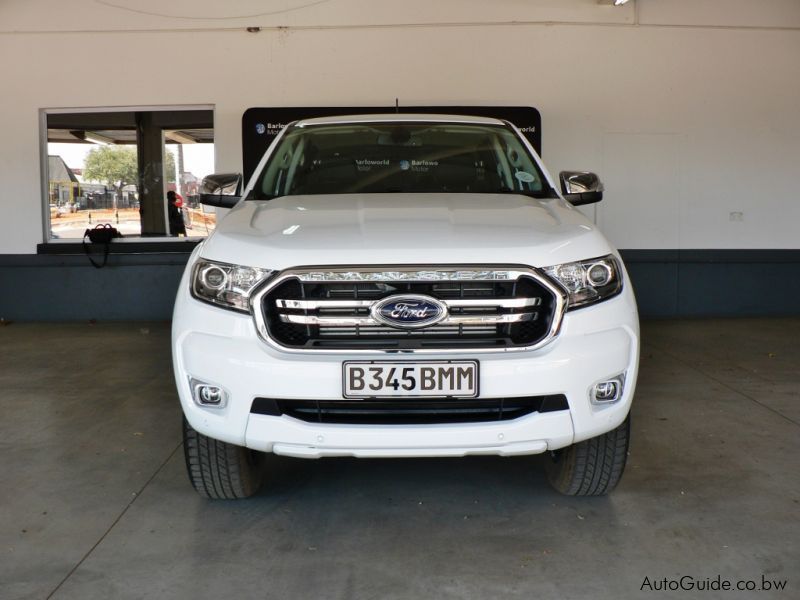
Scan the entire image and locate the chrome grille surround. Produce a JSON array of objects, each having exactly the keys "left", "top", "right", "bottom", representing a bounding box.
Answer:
[{"left": 251, "top": 265, "right": 567, "bottom": 354}]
